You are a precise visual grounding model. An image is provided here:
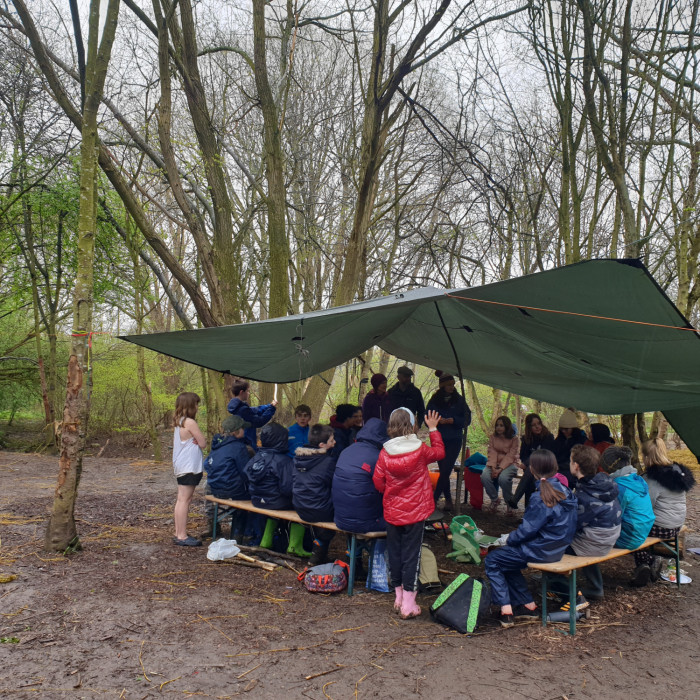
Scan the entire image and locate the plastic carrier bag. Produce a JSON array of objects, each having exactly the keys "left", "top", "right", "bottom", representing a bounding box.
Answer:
[
  {"left": 366, "top": 540, "right": 390, "bottom": 592},
  {"left": 298, "top": 560, "right": 350, "bottom": 593},
  {"left": 207, "top": 538, "right": 241, "bottom": 561},
  {"left": 447, "top": 515, "right": 483, "bottom": 564},
  {"left": 430, "top": 573, "right": 491, "bottom": 634}
]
